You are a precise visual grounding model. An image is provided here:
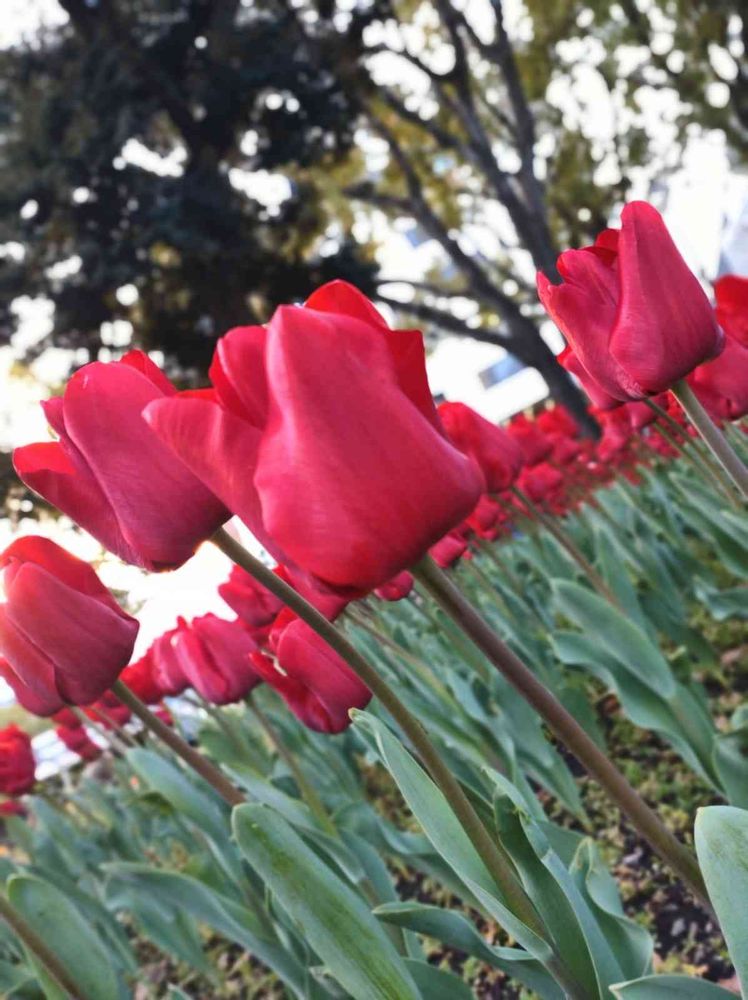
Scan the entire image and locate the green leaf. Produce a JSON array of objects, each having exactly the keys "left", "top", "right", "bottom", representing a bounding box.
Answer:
[
  {"left": 352, "top": 710, "right": 552, "bottom": 961},
  {"left": 232, "top": 804, "right": 421, "bottom": 1000},
  {"left": 7, "top": 874, "right": 123, "bottom": 1000},
  {"left": 611, "top": 974, "right": 737, "bottom": 998},
  {"left": 695, "top": 806, "right": 748, "bottom": 994},
  {"left": 404, "top": 960, "right": 473, "bottom": 999},
  {"left": 374, "top": 902, "right": 563, "bottom": 1000},
  {"left": 104, "top": 863, "right": 321, "bottom": 1000},
  {"left": 551, "top": 581, "right": 675, "bottom": 698}
]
